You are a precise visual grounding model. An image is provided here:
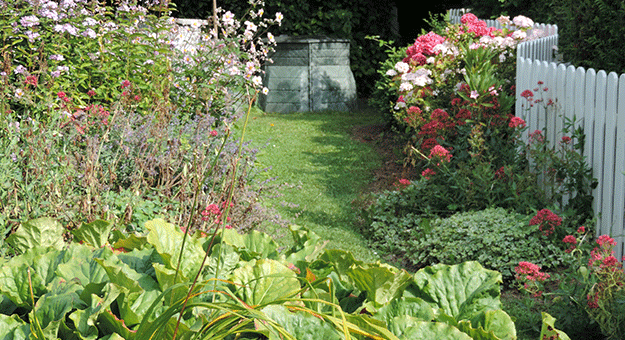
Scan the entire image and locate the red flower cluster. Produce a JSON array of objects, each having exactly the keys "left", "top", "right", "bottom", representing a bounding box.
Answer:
[
  {"left": 404, "top": 31, "right": 445, "bottom": 66},
  {"left": 508, "top": 116, "right": 526, "bottom": 129},
  {"left": 529, "top": 208, "right": 562, "bottom": 236},
  {"left": 515, "top": 261, "right": 550, "bottom": 297}
]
